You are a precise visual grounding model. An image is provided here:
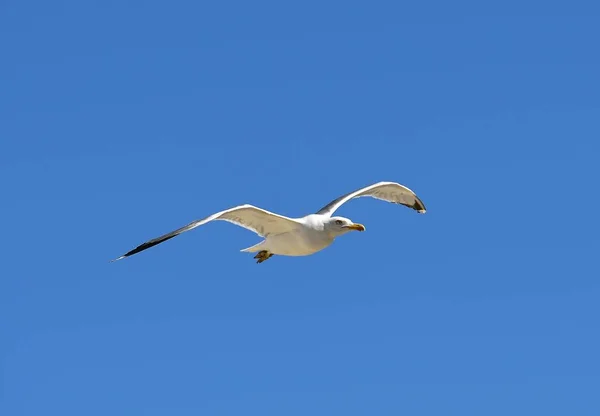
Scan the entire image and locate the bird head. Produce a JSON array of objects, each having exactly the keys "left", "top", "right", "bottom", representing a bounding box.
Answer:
[{"left": 325, "top": 216, "right": 366, "bottom": 236}]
